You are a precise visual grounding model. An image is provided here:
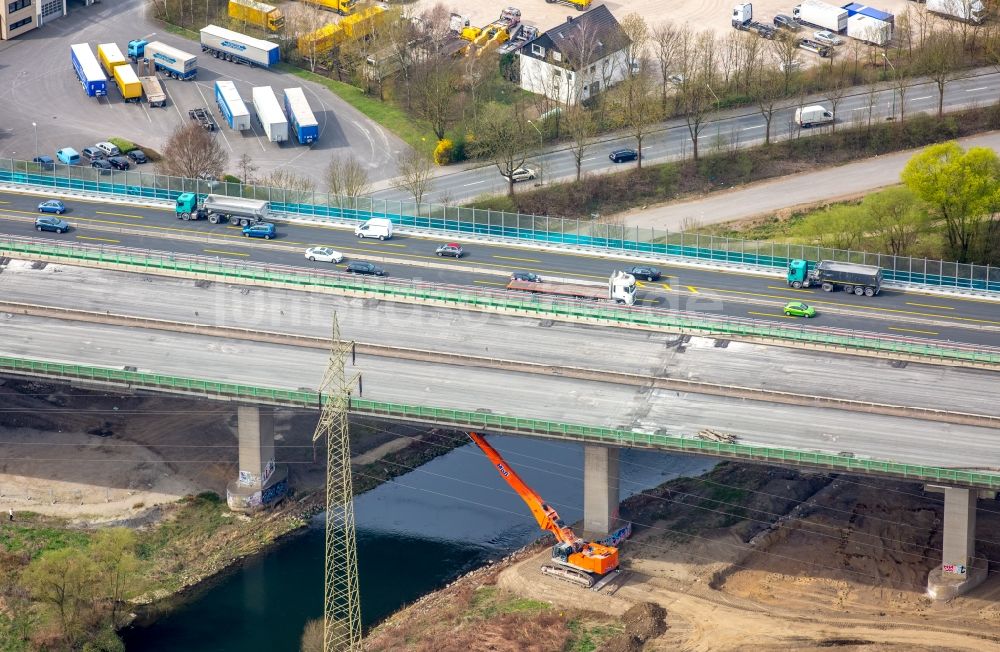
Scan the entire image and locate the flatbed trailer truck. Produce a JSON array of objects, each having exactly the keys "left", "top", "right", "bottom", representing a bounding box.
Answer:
[
  {"left": 787, "top": 259, "right": 882, "bottom": 296},
  {"left": 506, "top": 271, "right": 637, "bottom": 305}
]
